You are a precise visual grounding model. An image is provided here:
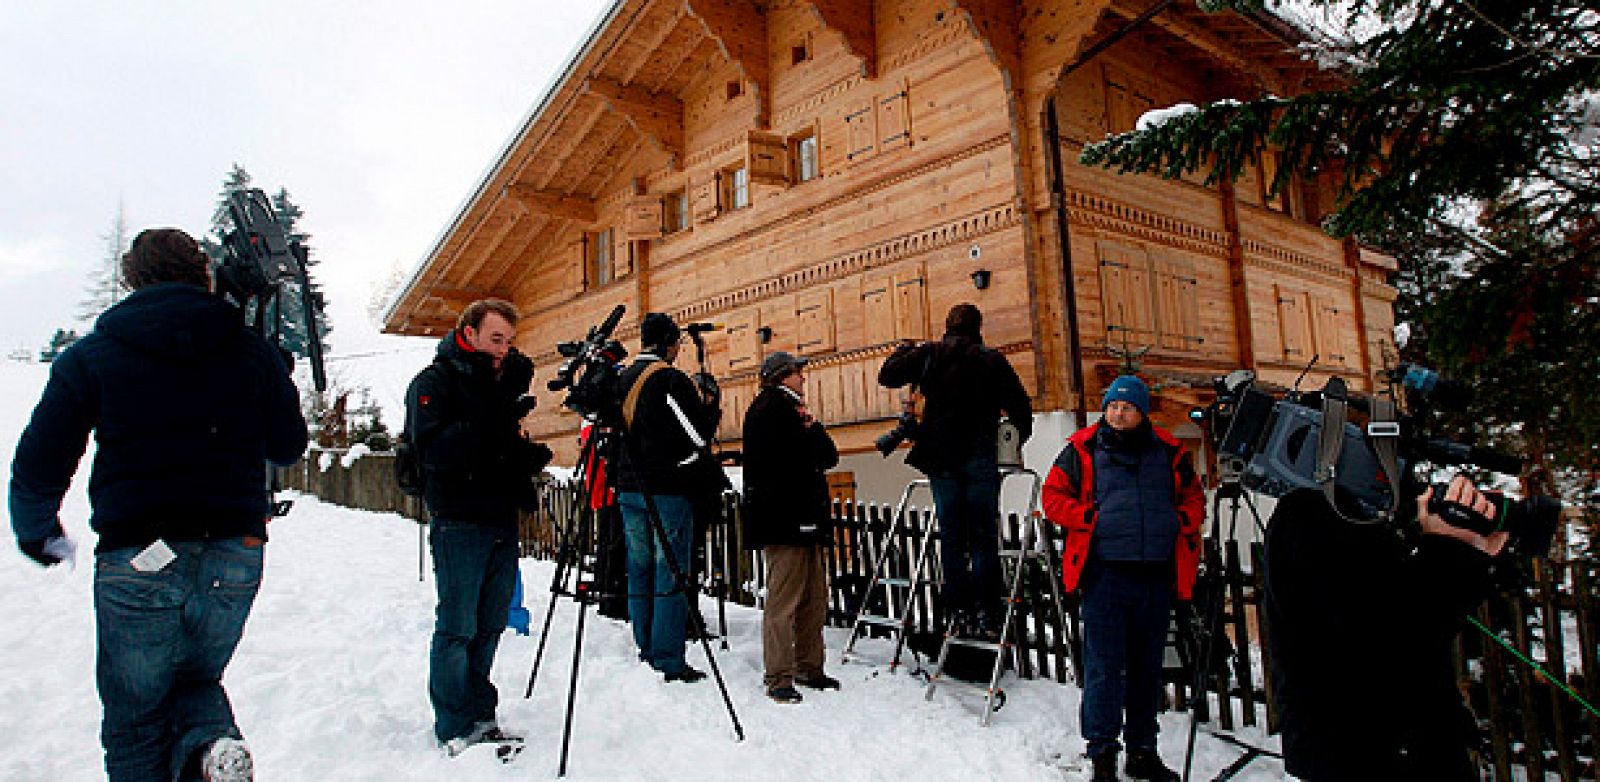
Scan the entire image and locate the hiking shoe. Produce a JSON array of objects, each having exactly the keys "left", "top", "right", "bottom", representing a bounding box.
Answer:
[
  {"left": 795, "top": 673, "right": 841, "bottom": 691},
  {"left": 200, "top": 738, "right": 253, "bottom": 782},
  {"left": 1088, "top": 749, "right": 1119, "bottom": 782},
  {"left": 766, "top": 685, "right": 804, "bottom": 703},
  {"left": 663, "top": 665, "right": 707, "bottom": 683},
  {"left": 1124, "top": 749, "right": 1179, "bottom": 781},
  {"left": 480, "top": 726, "right": 524, "bottom": 744}
]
